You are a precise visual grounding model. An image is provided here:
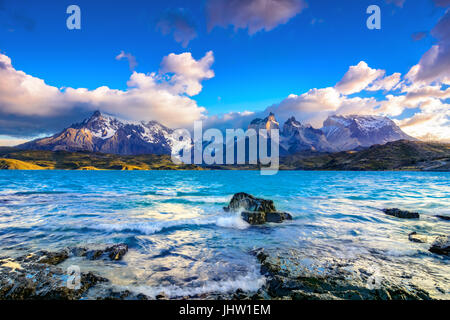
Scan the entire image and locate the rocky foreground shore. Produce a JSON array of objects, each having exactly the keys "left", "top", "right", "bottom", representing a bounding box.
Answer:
[{"left": 0, "top": 195, "right": 448, "bottom": 300}]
